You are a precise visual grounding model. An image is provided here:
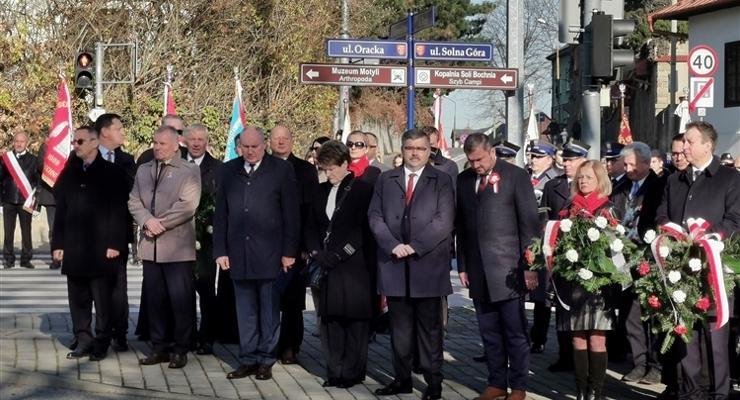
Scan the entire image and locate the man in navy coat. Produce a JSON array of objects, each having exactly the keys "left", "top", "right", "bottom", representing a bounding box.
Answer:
[
  {"left": 456, "top": 133, "right": 540, "bottom": 400},
  {"left": 213, "top": 126, "right": 300, "bottom": 381},
  {"left": 368, "top": 128, "right": 455, "bottom": 400}
]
